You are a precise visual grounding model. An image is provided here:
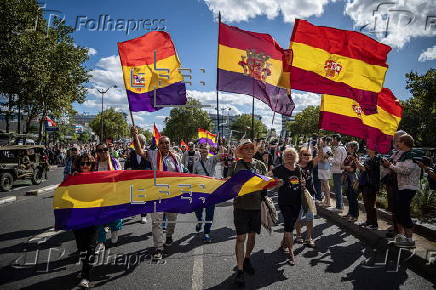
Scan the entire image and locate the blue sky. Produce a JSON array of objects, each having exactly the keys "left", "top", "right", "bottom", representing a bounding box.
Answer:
[{"left": 42, "top": 0, "right": 435, "bottom": 132}]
